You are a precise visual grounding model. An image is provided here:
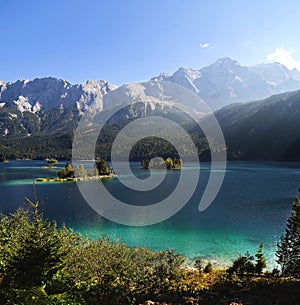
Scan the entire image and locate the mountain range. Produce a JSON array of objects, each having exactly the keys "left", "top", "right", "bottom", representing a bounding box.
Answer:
[
  {"left": 1, "top": 57, "right": 300, "bottom": 160},
  {"left": 152, "top": 57, "right": 300, "bottom": 109}
]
